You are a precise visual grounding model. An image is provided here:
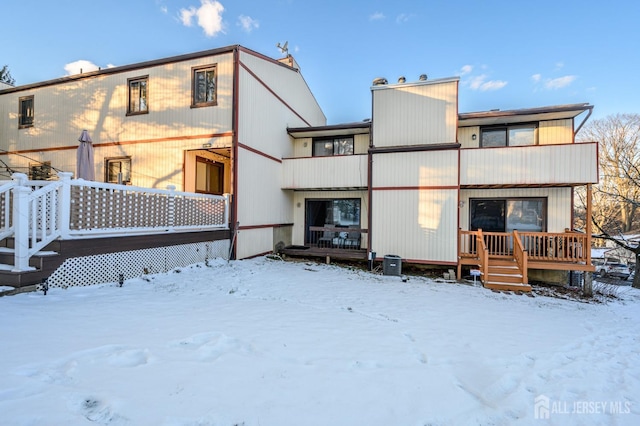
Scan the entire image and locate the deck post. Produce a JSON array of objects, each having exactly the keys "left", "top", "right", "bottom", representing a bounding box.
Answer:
[
  {"left": 58, "top": 172, "right": 73, "bottom": 239},
  {"left": 223, "top": 193, "right": 230, "bottom": 228},
  {"left": 166, "top": 185, "right": 176, "bottom": 232},
  {"left": 11, "top": 174, "right": 33, "bottom": 272}
]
